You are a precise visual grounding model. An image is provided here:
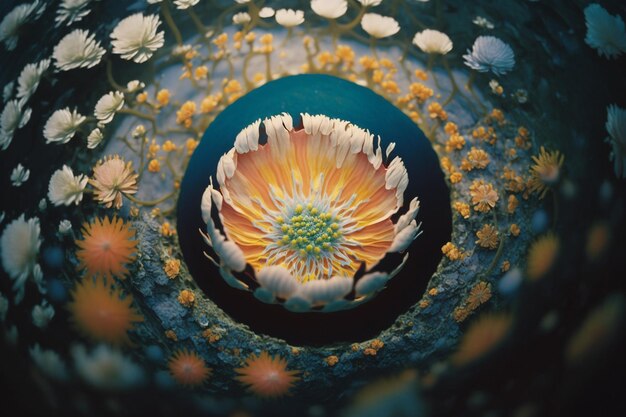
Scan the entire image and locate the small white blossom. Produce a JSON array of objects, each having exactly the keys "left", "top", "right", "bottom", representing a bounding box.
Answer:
[
  {"left": 0, "top": 293, "right": 8, "bottom": 321},
  {"left": 473, "top": 16, "right": 494, "bottom": 29},
  {"left": 0, "top": 99, "right": 32, "bottom": 150},
  {"left": 44, "top": 108, "right": 86, "bottom": 144},
  {"left": 11, "top": 163, "right": 30, "bottom": 187},
  {"left": 235, "top": 0, "right": 251, "bottom": 3},
  {"left": 233, "top": 12, "right": 251, "bottom": 25},
  {"left": 53, "top": 29, "right": 106, "bottom": 71},
  {"left": 357, "top": 0, "right": 382, "bottom": 6},
  {"left": 48, "top": 165, "right": 88, "bottom": 206},
  {"left": 147, "top": 0, "right": 163, "bottom": 3},
  {"left": 0, "top": 1, "right": 46, "bottom": 51},
  {"left": 56, "top": 0, "right": 97, "bottom": 27},
  {"left": 32, "top": 301, "right": 55, "bottom": 328},
  {"left": 87, "top": 128, "right": 104, "bottom": 149},
  {"left": 94, "top": 91, "right": 124, "bottom": 124},
  {"left": 463, "top": 35, "right": 515, "bottom": 76},
  {"left": 0, "top": 215, "right": 41, "bottom": 304},
  {"left": 72, "top": 344, "right": 145, "bottom": 390},
  {"left": 606, "top": 104, "right": 626, "bottom": 178},
  {"left": 514, "top": 89, "right": 528, "bottom": 104},
  {"left": 258, "top": 7, "right": 275, "bottom": 18},
  {"left": 360, "top": 13, "right": 400, "bottom": 39},
  {"left": 58, "top": 219, "right": 73, "bottom": 234},
  {"left": 17, "top": 58, "right": 50, "bottom": 101},
  {"left": 38, "top": 198, "right": 47, "bottom": 211},
  {"left": 126, "top": 80, "right": 145, "bottom": 92},
  {"left": 3, "top": 82, "right": 14, "bottom": 102},
  {"left": 174, "top": 0, "right": 199, "bottom": 9},
  {"left": 111, "top": 13, "right": 165, "bottom": 63},
  {"left": 132, "top": 124, "right": 146, "bottom": 138},
  {"left": 311, "top": 0, "right": 348, "bottom": 20},
  {"left": 30, "top": 345, "right": 69, "bottom": 381},
  {"left": 412, "top": 29, "right": 453, "bottom": 54},
  {"left": 275, "top": 9, "right": 305, "bottom": 28},
  {"left": 584, "top": 4, "right": 626, "bottom": 59}
]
